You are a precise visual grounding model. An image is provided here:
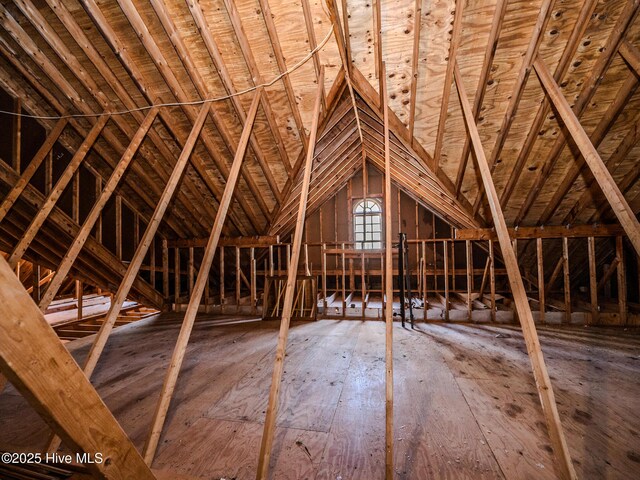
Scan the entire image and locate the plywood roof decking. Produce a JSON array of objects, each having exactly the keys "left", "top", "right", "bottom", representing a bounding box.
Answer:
[{"left": 0, "top": 0, "right": 638, "bottom": 242}]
